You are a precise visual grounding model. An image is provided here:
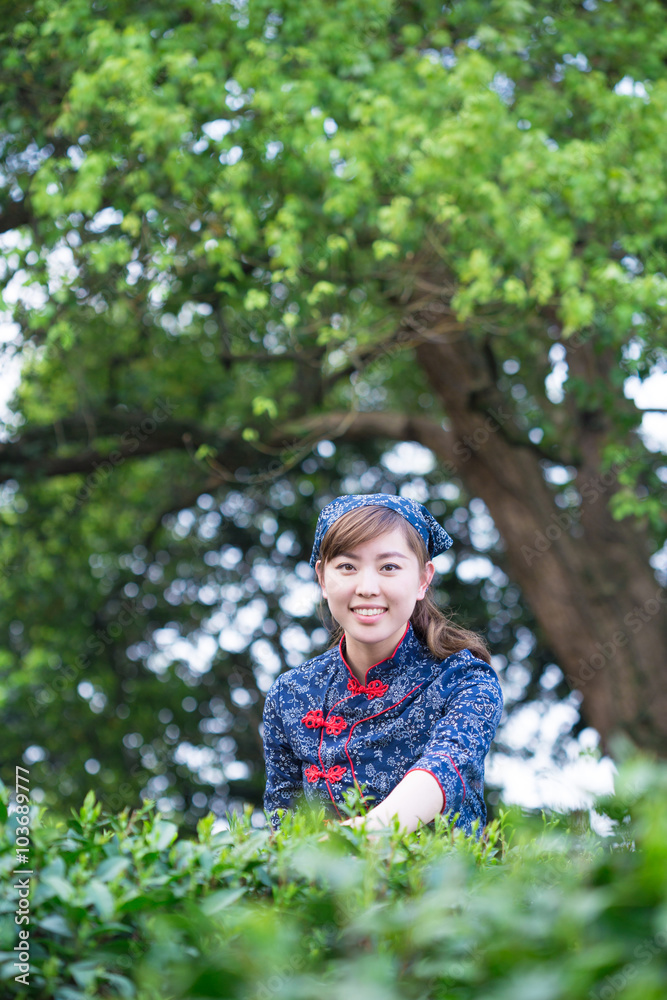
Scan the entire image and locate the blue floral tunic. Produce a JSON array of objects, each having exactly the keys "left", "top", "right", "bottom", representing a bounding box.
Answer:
[{"left": 262, "top": 621, "right": 504, "bottom": 834}]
